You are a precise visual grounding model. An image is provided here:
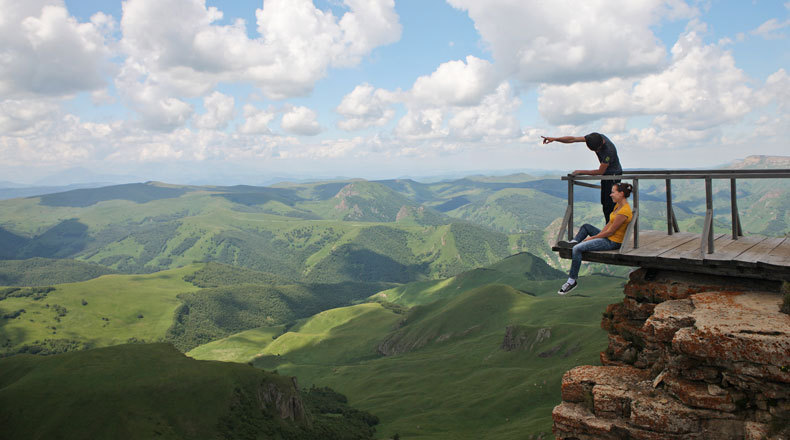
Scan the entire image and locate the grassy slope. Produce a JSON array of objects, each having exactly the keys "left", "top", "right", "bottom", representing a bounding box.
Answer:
[
  {"left": 184, "top": 252, "right": 623, "bottom": 439},
  {"left": 0, "top": 342, "right": 386, "bottom": 440},
  {"left": 0, "top": 343, "right": 301, "bottom": 439},
  {"left": 0, "top": 265, "right": 200, "bottom": 349},
  {"left": 250, "top": 276, "right": 624, "bottom": 439}
]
